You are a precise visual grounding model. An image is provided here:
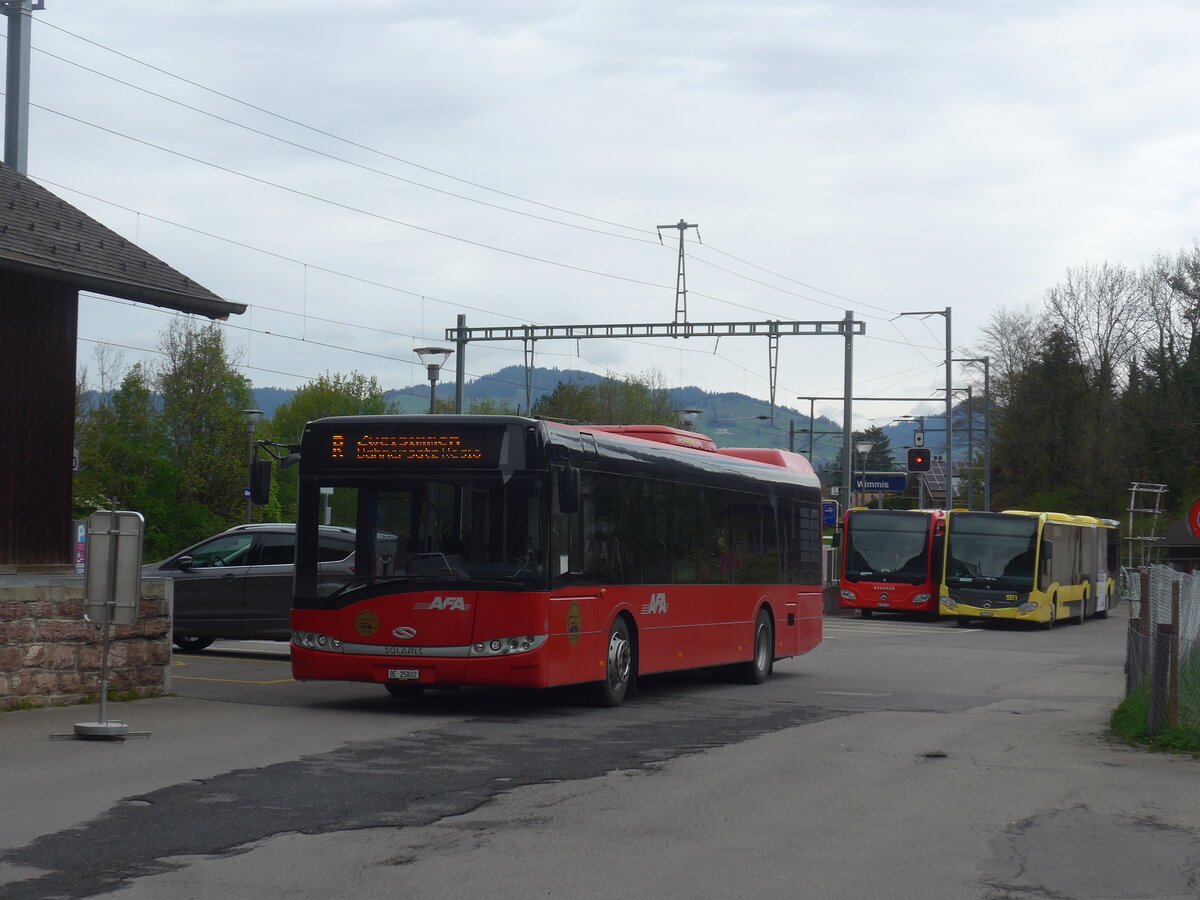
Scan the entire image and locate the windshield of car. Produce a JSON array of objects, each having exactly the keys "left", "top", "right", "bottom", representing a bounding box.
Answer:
[
  {"left": 843, "top": 512, "right": 932, "bottom": 585},
  {"left": 306, "top": 474, "right": 548, "bottom": 596},
  {"left": 945, "top": 514, "right": 1037, "bottom": 591}
]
